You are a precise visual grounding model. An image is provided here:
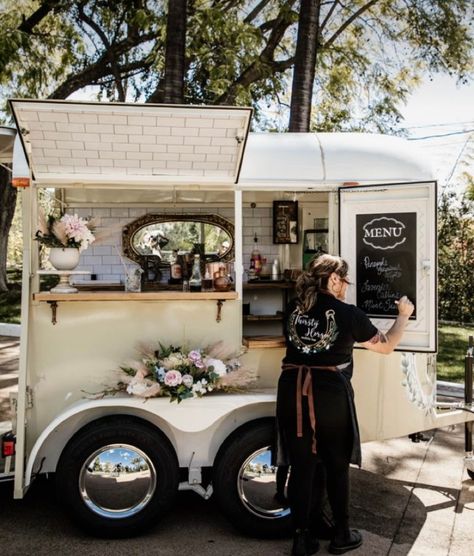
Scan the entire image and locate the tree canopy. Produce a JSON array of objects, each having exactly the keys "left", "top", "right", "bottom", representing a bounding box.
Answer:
[
  {"left": 0, "top": 0, "right": 473, "bottom": 133},
  {"left": 1, "top": 0, "right": 473, "bottom": 300},
  {"left": 438, "top": 190, "right": 474, "bottom": 322}
]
